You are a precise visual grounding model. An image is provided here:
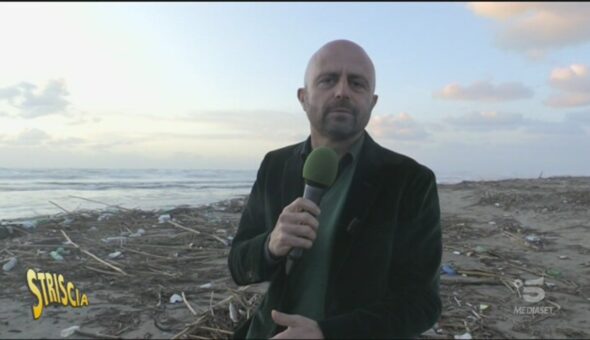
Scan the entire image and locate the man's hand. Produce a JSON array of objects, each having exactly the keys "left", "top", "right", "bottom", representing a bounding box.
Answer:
[
  {"left": 270, "top": 310, "right": 324, "bottom": 339},
  {"left": 268, "top": 198, "right": 320, "bottom": 257}
]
